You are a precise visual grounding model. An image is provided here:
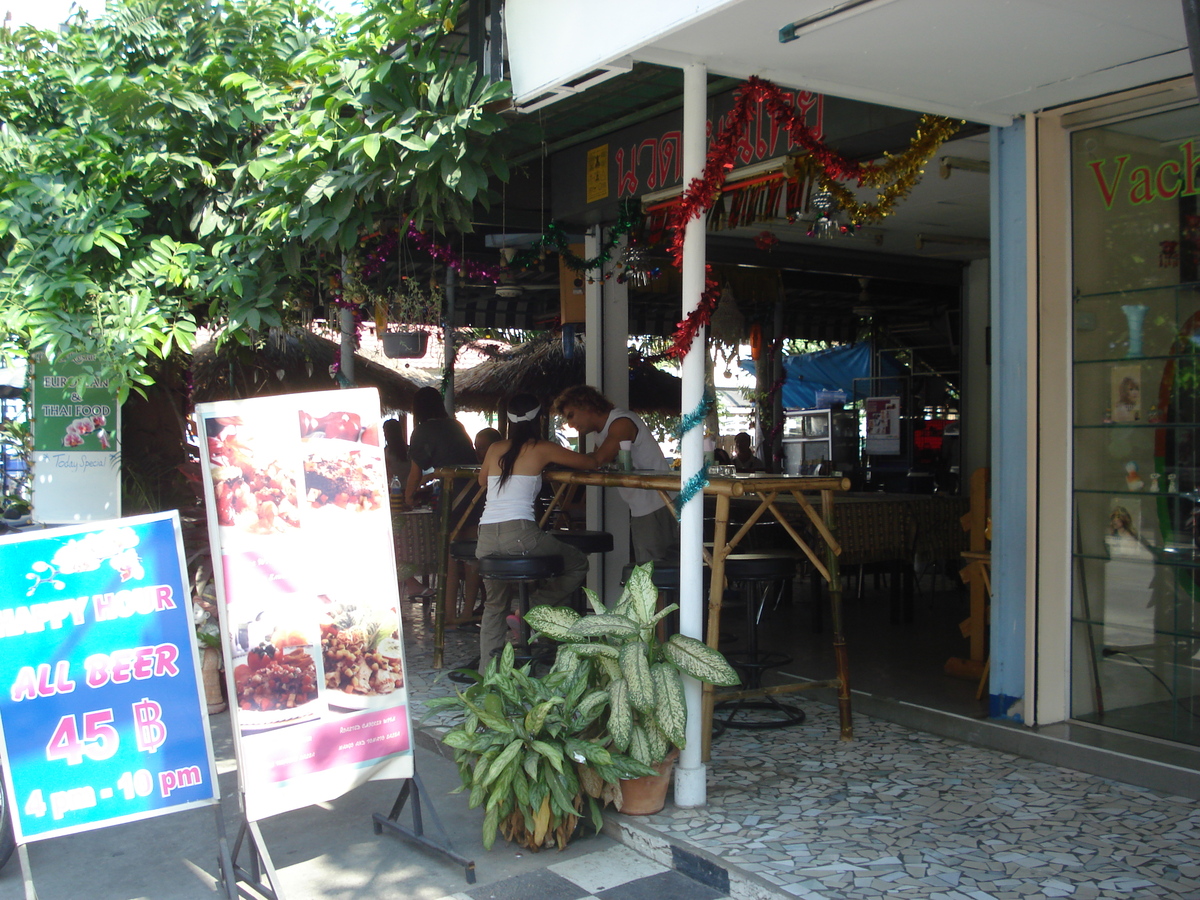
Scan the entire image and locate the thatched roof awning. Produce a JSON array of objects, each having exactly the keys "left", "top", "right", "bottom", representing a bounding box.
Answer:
[
  {"left": 454, "top": 333, "right": 680, "bottom": 415},
  {"left": 191, "top": 330, "right": 438, "bottom": 414}
]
